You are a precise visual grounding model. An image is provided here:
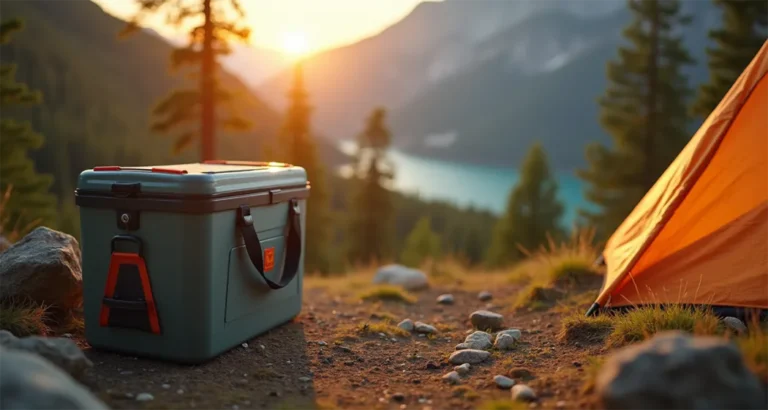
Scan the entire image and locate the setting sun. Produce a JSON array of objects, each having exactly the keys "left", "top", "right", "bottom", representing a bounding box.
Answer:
[{"left": 280, "top": 31, "right": 310, "bottom": 57}]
